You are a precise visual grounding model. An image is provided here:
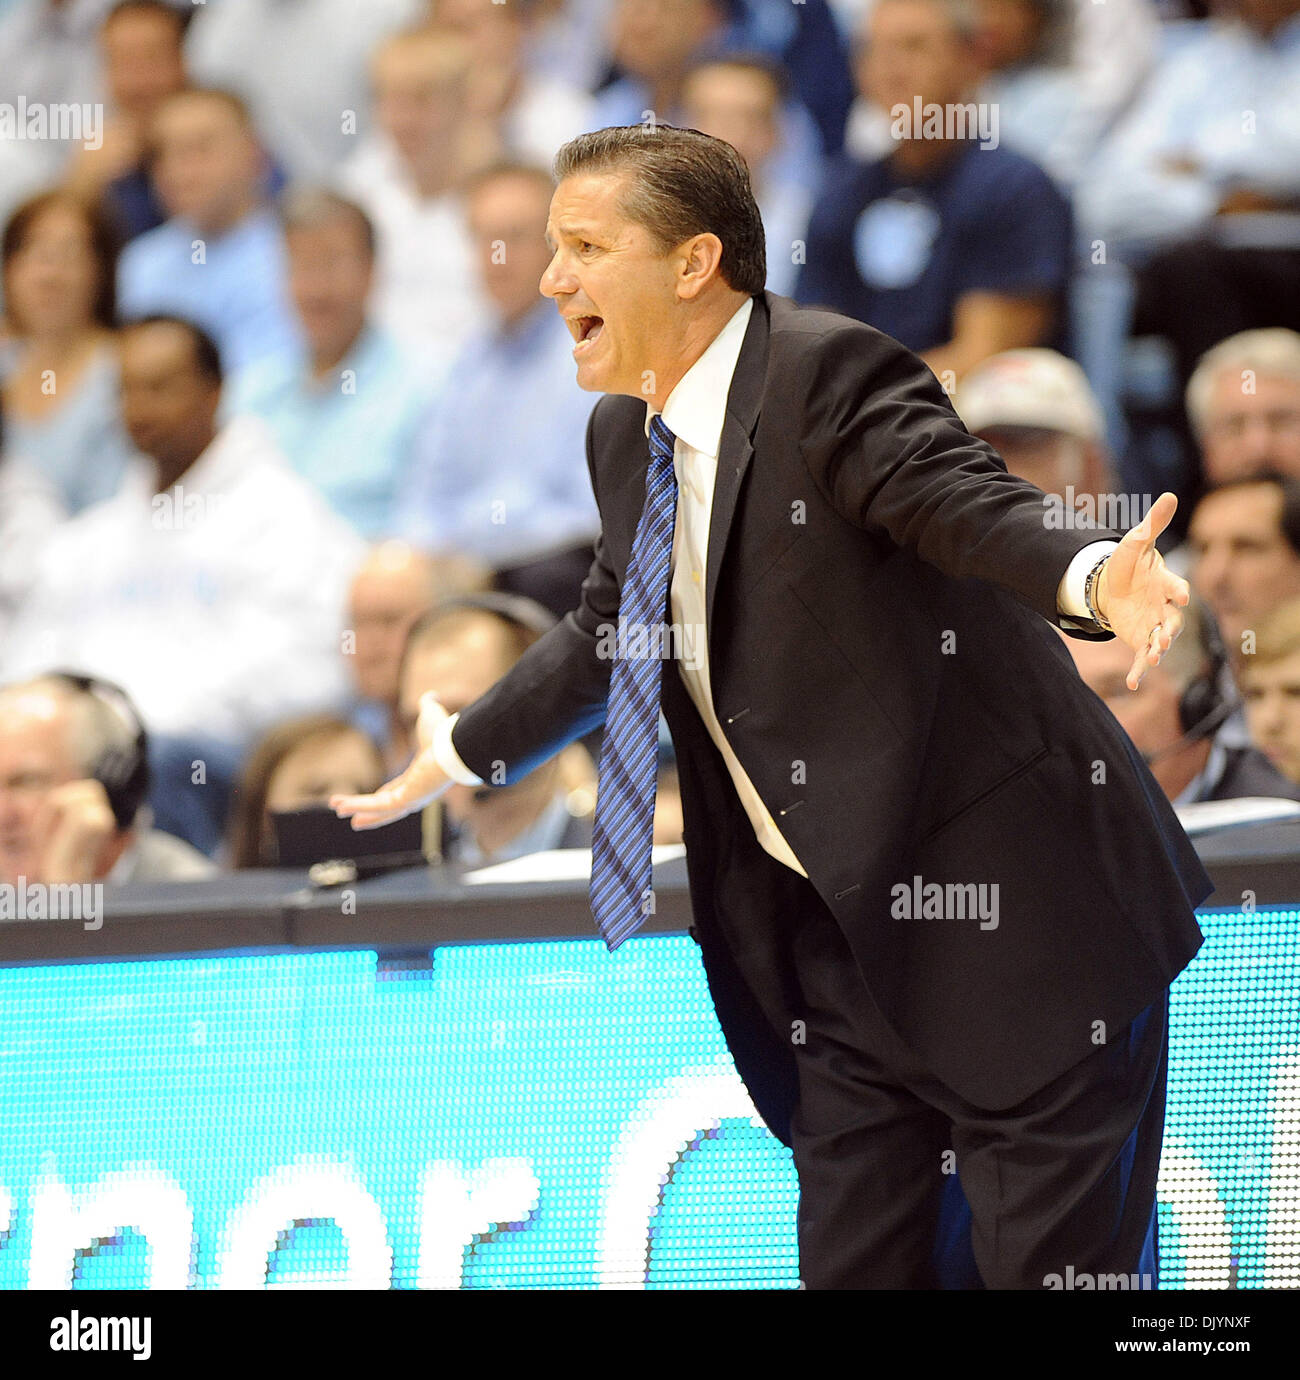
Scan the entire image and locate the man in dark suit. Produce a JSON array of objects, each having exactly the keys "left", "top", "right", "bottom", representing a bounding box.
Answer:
[{"left": 333, "top": 126, "right": 1212, "bottom": 1289}]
